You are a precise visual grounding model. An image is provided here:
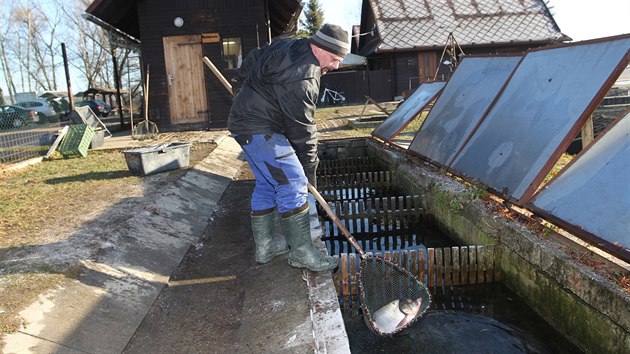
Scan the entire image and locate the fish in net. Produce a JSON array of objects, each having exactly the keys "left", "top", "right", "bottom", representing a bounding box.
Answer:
[
  {"left": 308, "top": 184, "right": 431, "bottom": 336},
  {"left": 360, "top": 255, "right": 431, "bottom": 336}
]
